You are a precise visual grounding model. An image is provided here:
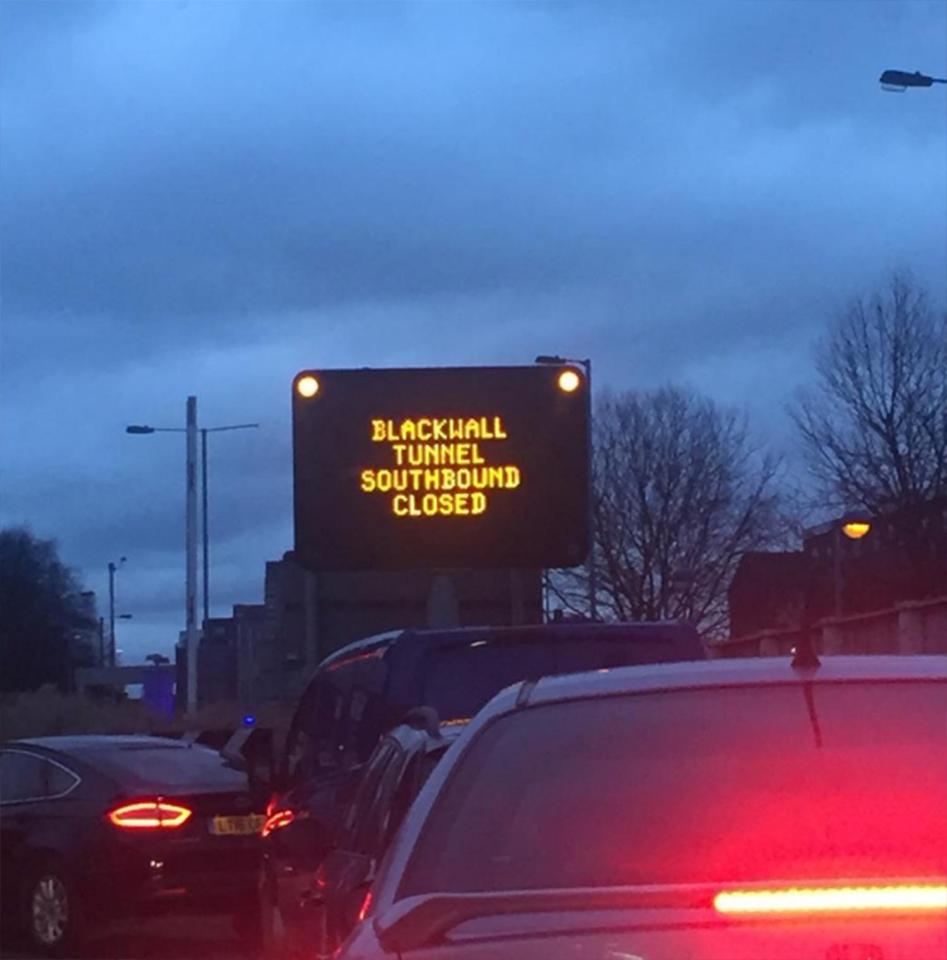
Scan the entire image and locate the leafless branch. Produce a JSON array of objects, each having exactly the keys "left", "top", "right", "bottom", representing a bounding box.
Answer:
[{"left": 792, "top": 273, "right": 947, "bottom": 513}]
